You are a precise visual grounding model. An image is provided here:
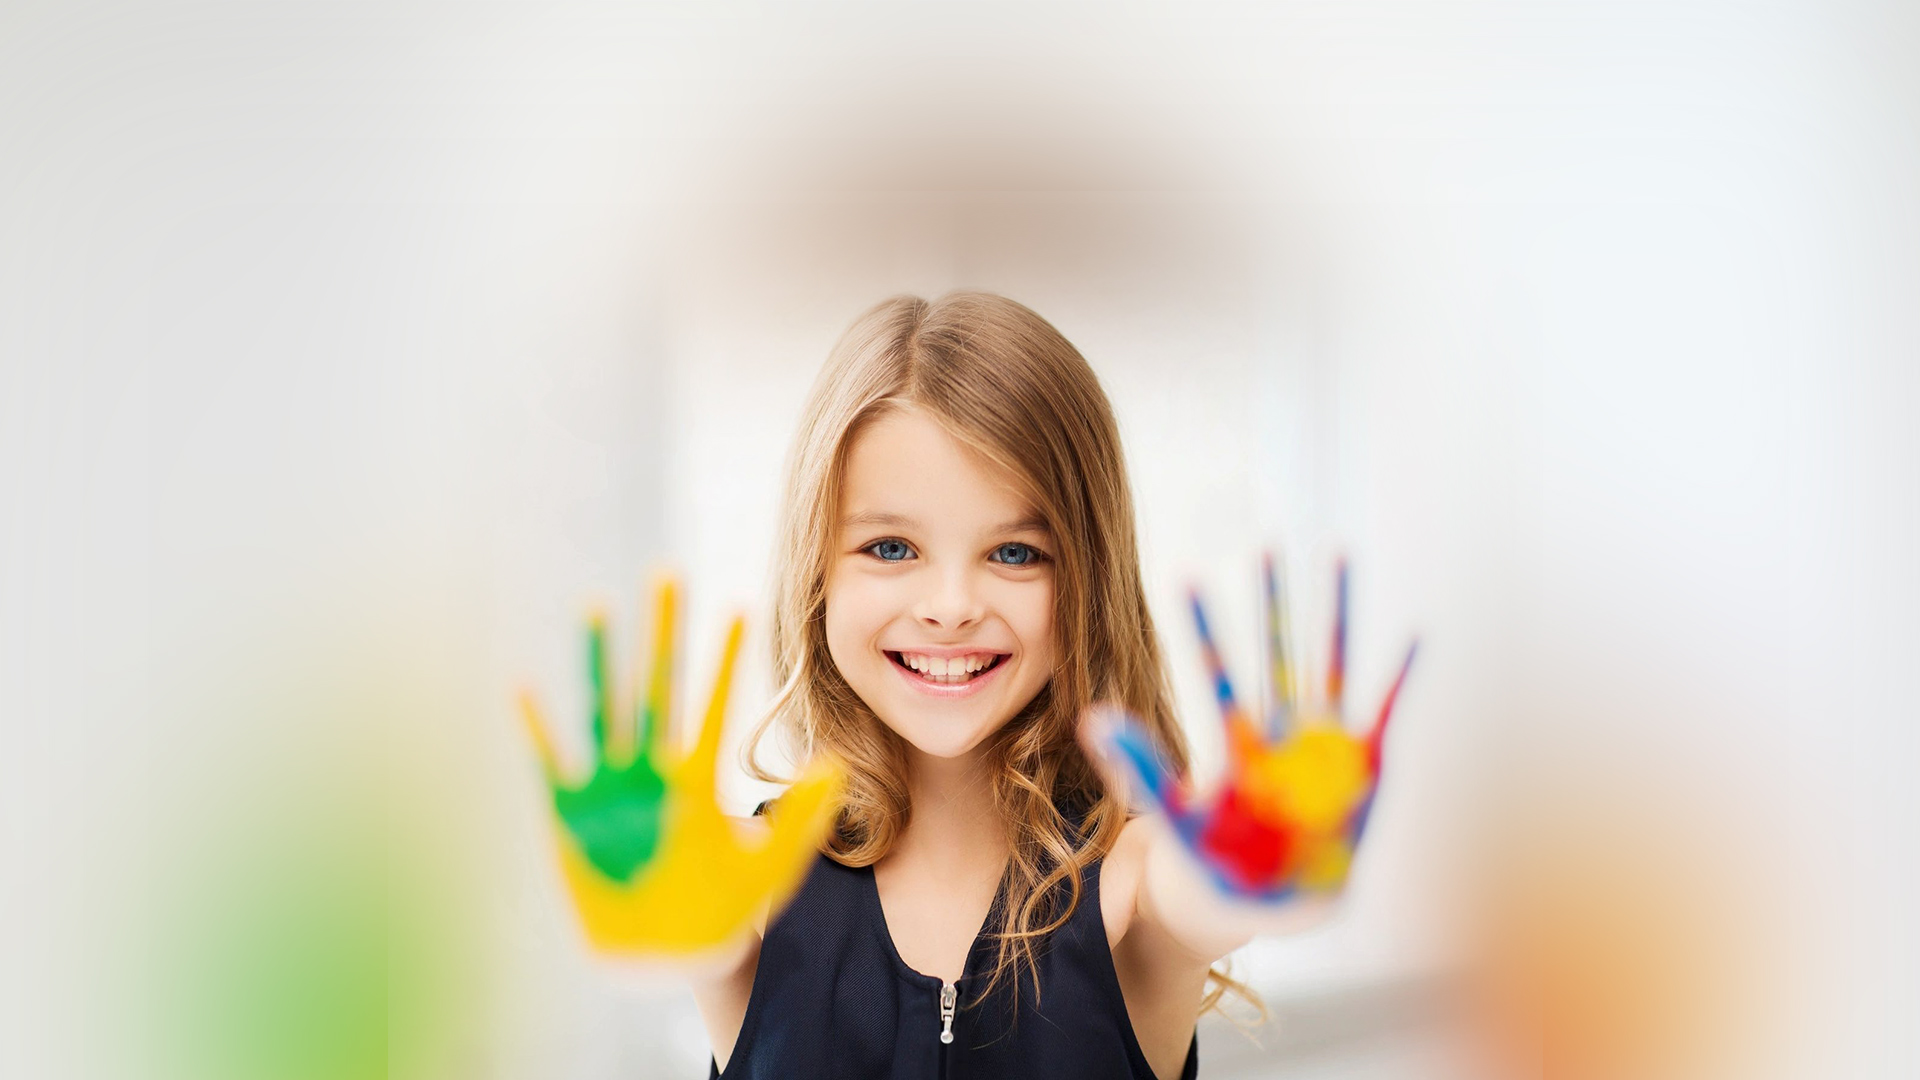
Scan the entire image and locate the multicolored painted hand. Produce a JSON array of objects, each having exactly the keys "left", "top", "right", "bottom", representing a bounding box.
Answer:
[
  {"left": 1096, "top": 556, "right": 1416, "bottom": 901},
  {"left": 520, "top": 579, "right": 843, "bottom": 955}
]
